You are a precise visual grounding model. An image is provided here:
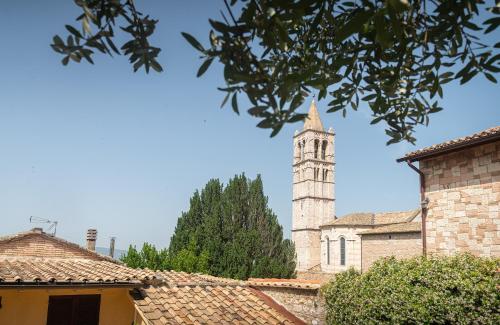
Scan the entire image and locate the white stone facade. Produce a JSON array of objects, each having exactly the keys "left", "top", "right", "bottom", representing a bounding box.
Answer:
[
  {"left": 292, "top": 101, "right": 336, "bottom": 272},
  {"left": 320, "top": 226, "right": 368, "bottom": 273}
]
